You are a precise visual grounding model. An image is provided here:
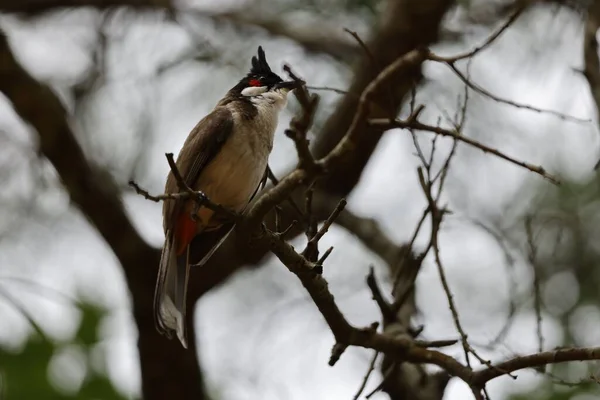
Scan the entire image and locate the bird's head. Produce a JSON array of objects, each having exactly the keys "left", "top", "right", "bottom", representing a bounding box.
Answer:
[{"left": 230, "top": 46, "right": 299, "bottom": 106}]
